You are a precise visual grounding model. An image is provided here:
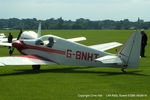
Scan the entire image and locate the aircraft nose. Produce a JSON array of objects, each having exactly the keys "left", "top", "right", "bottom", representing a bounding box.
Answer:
[{"left": 12, "top": 40, "right": 23, "bottom": 48}]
